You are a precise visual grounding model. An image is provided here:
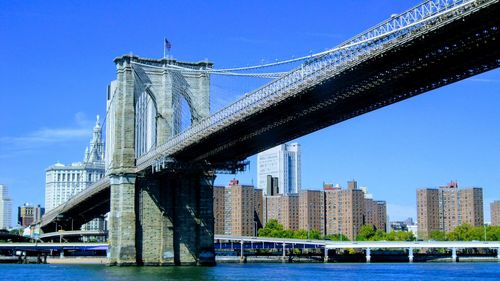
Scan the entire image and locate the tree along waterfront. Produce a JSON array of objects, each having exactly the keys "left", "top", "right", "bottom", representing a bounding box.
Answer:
[
  {"left": 259, "top": 220, "right": 500, "bottom": 242},
  {"left": 258, "top": 220, "right": 415, "bottom": 241},
  {"left": 430, "top": 224, "right": 500, "bottom": 241}
]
